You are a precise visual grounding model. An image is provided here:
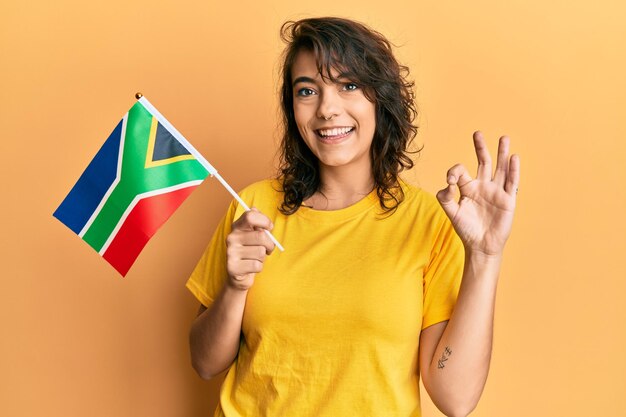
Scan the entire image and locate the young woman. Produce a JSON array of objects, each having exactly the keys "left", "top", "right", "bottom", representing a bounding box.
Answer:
[{"left": 188, "top": 17, "right": 520, "bottom": 417}]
